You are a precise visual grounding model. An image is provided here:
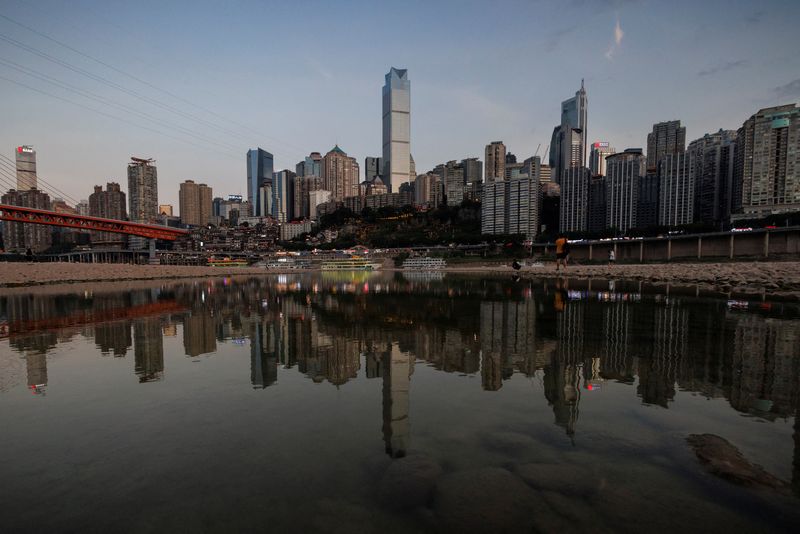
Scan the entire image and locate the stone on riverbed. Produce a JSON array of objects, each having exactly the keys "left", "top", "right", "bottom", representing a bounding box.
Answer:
[{"left": 377, "top": 454, "right": 443, "bottom": 510}]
